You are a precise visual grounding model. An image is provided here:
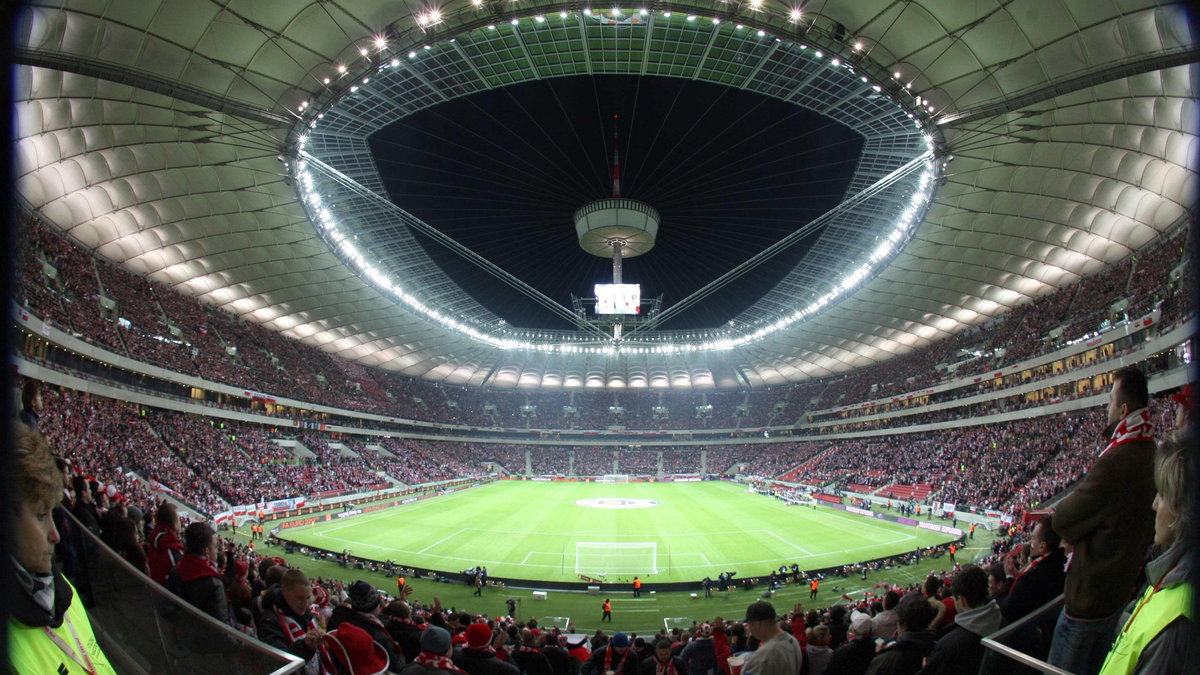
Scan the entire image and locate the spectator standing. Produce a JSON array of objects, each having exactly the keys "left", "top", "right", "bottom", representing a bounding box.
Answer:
[
  {"left": 402, "top": 625, "right": 463, "bottom": 675},
  {"left": 256, "top": 568, "right": 323, "bottom": 666},
  {"left": 6, "top": 431, "right": 117, "bottom": 674},
  {"left": 640, "top": 639, "right": 684, "bottom": 675},
  {"left": 455, "top": 623, "right": 519, "bottom": 675},
  {"left": 742, "top": 600, "right": 805, "bottom": 675},
  {"left": 1097, "top": 440, "right": 1197, "bottom": 674},
  {"left": 169, "top": 522, "right": 231, "bottom": 624},
  {"left": 147, "top": 502, "right": 184, "bottom": 586},
  {"left": 584, "top": 632, "right": 638, "bottom": 675},
  {"left": 1050, "top": 367, "right": 1157, "bottom": 675},
  {"left": 511, "top": 628, "right": 553, "bottom": 675},
  {"left": 384, "top": 600, "right": 425, "bottom": 664},
  {"left": 826, "top": 612, "right": 875, "bottom": 675},
  {"left": 919, "top": 566, "right": 1003, "bottom": 675},
  {"left": 863, "top": 596, "right": 937, "bottom": 675},
  {"left": 805, "top": 625, "right": 832, "bottom": 675},
  {"left": 680, "top": 622, "right": 717, "bottom": 675},
  {"left": 871, "top": 591, "right": 900, "bottom": 642},
  {"left": 328, "top": 581, "right": 404, "bottom": 672}
]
